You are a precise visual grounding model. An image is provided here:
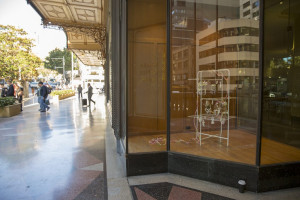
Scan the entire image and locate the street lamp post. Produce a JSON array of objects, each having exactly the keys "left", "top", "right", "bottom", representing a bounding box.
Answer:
[
  {"left": 51, "top": 56, "right": 65, "bottom": 82},
  {"left": 71, "top": 52, "right": 74, "bottom": 89}
]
